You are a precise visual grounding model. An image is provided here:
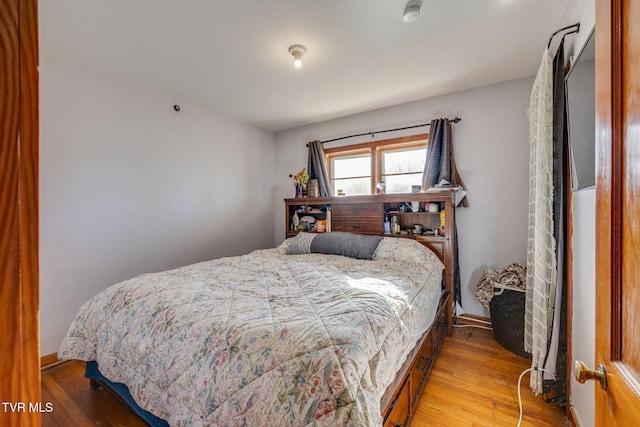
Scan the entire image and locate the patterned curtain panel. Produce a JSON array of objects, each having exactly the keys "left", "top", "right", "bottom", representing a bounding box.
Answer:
[
  {"left": 524, "top": 47, "right": 557, "bottom": 395},
  {"left": 307, "top": 140, "right": 332, "bottom": 197}
]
